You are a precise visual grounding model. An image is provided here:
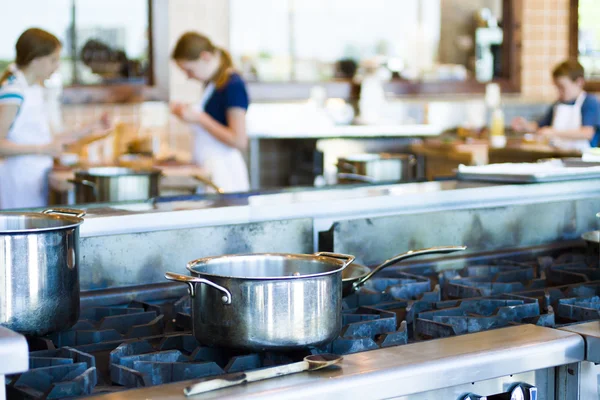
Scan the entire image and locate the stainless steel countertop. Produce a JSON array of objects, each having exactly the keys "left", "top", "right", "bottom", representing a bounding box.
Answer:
[
  {"left": 90, "top": 325, "right": 583, "bottom": 400},
  {"left": 75, "top": 179, "right": 600, "bottom": 239},
  {"left": 560, "top": 321, "right": 600, "bottom": 363},
  {"left": 0, "top": 326, "right": 28, "bottom": 376}
]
